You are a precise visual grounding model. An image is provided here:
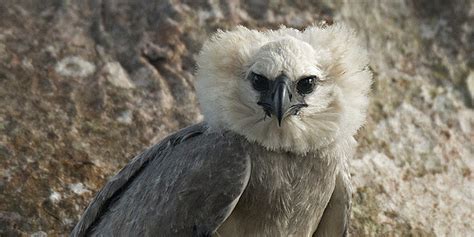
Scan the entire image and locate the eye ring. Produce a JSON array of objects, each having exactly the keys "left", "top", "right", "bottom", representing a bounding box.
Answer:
[
  {"left": 296, "top": 76, "right": 318, "bottom": 95},
  {"left": 250, "top": 72, "right": 270, "bottom": 92}
]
